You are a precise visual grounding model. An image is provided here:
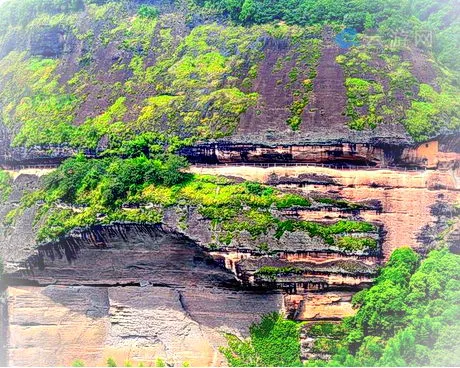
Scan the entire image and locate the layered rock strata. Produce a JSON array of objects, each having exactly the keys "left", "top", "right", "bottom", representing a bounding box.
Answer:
[
  {"left": 1, "top": 163, "right": 458, "bottom": 366},
  {"left": 2, "top": 225, "right": 283, "bottom": 367}
]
